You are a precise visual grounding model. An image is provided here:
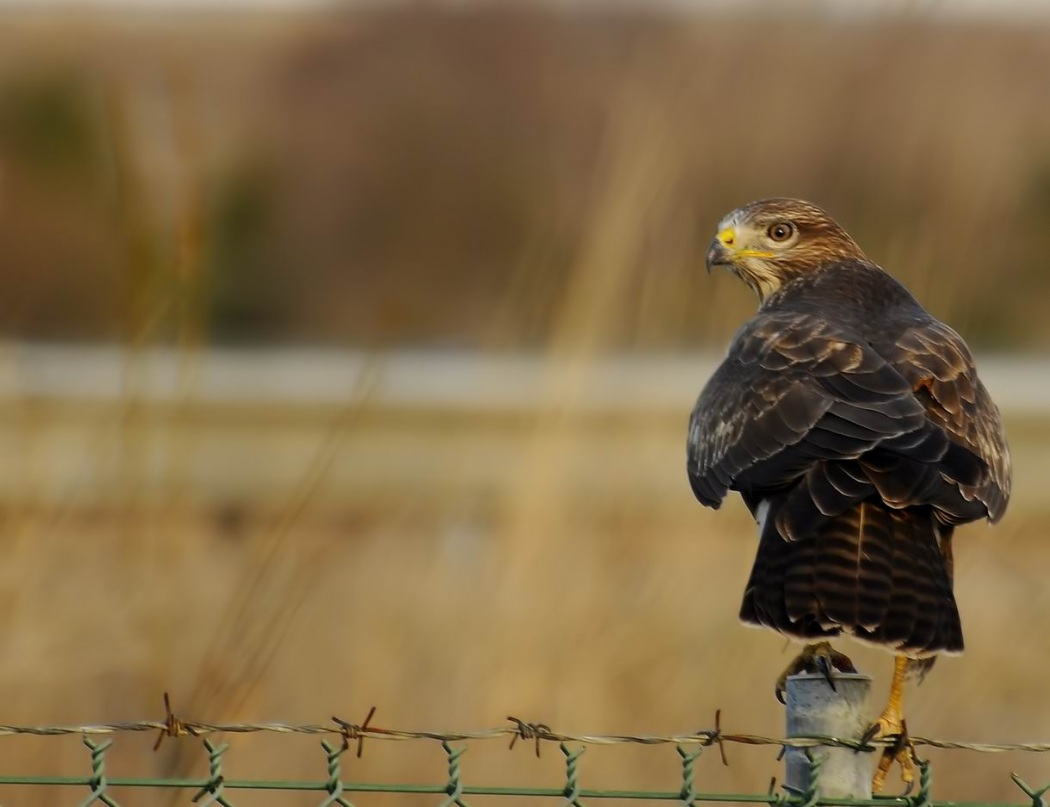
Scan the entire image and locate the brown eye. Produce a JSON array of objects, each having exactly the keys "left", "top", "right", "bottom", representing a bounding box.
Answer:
[{"left": 767, "top": 222, "right": 794, "bottom": 242}]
